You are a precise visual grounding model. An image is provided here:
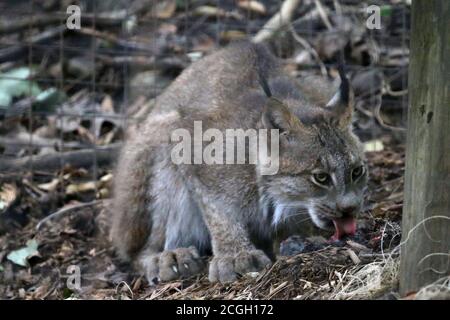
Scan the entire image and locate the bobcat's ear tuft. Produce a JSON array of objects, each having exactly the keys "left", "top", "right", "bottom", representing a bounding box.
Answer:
[
  {"left": 262, "top": 98, "right": 306, "bottom": 135},
  {"left": 257, "top": 66, "right": 272, "bottom": 98},
  {"left": 325, "top": 65, "right": 354, "bottom": 129}
]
